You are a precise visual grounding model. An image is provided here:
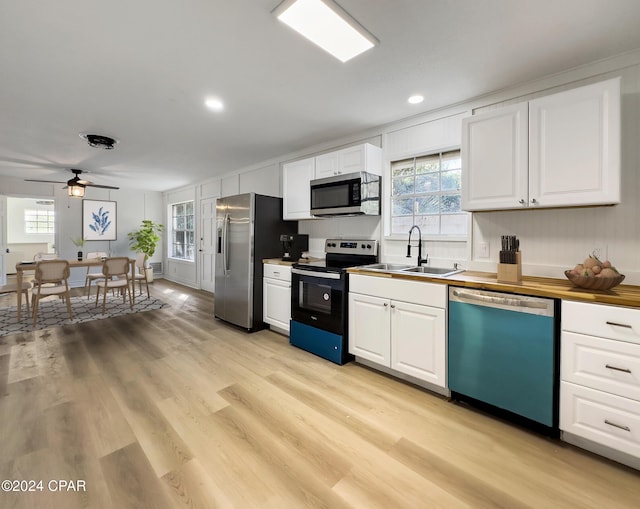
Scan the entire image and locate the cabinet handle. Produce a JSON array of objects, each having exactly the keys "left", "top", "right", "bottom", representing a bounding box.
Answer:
[
  {"left": 383, "top": 302, "right": 388, "bottom": 307},
  {"left": 518, "top": 199, "right": 526, "bottom": 205},
  {"left": 390, "top": 304, "right": 396, "bottom": 309},
  {"left": 530, "top": 198, "right": 538, "bottom": 204},
  {"left": 605, "top": 364, "right": 632, "bottom": 374},
  {"left": 605, "top": 321, "right": 633, "bottom": 329},
  {"left": 604, "top": 419, "right": 631, "bottom": 432}
]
